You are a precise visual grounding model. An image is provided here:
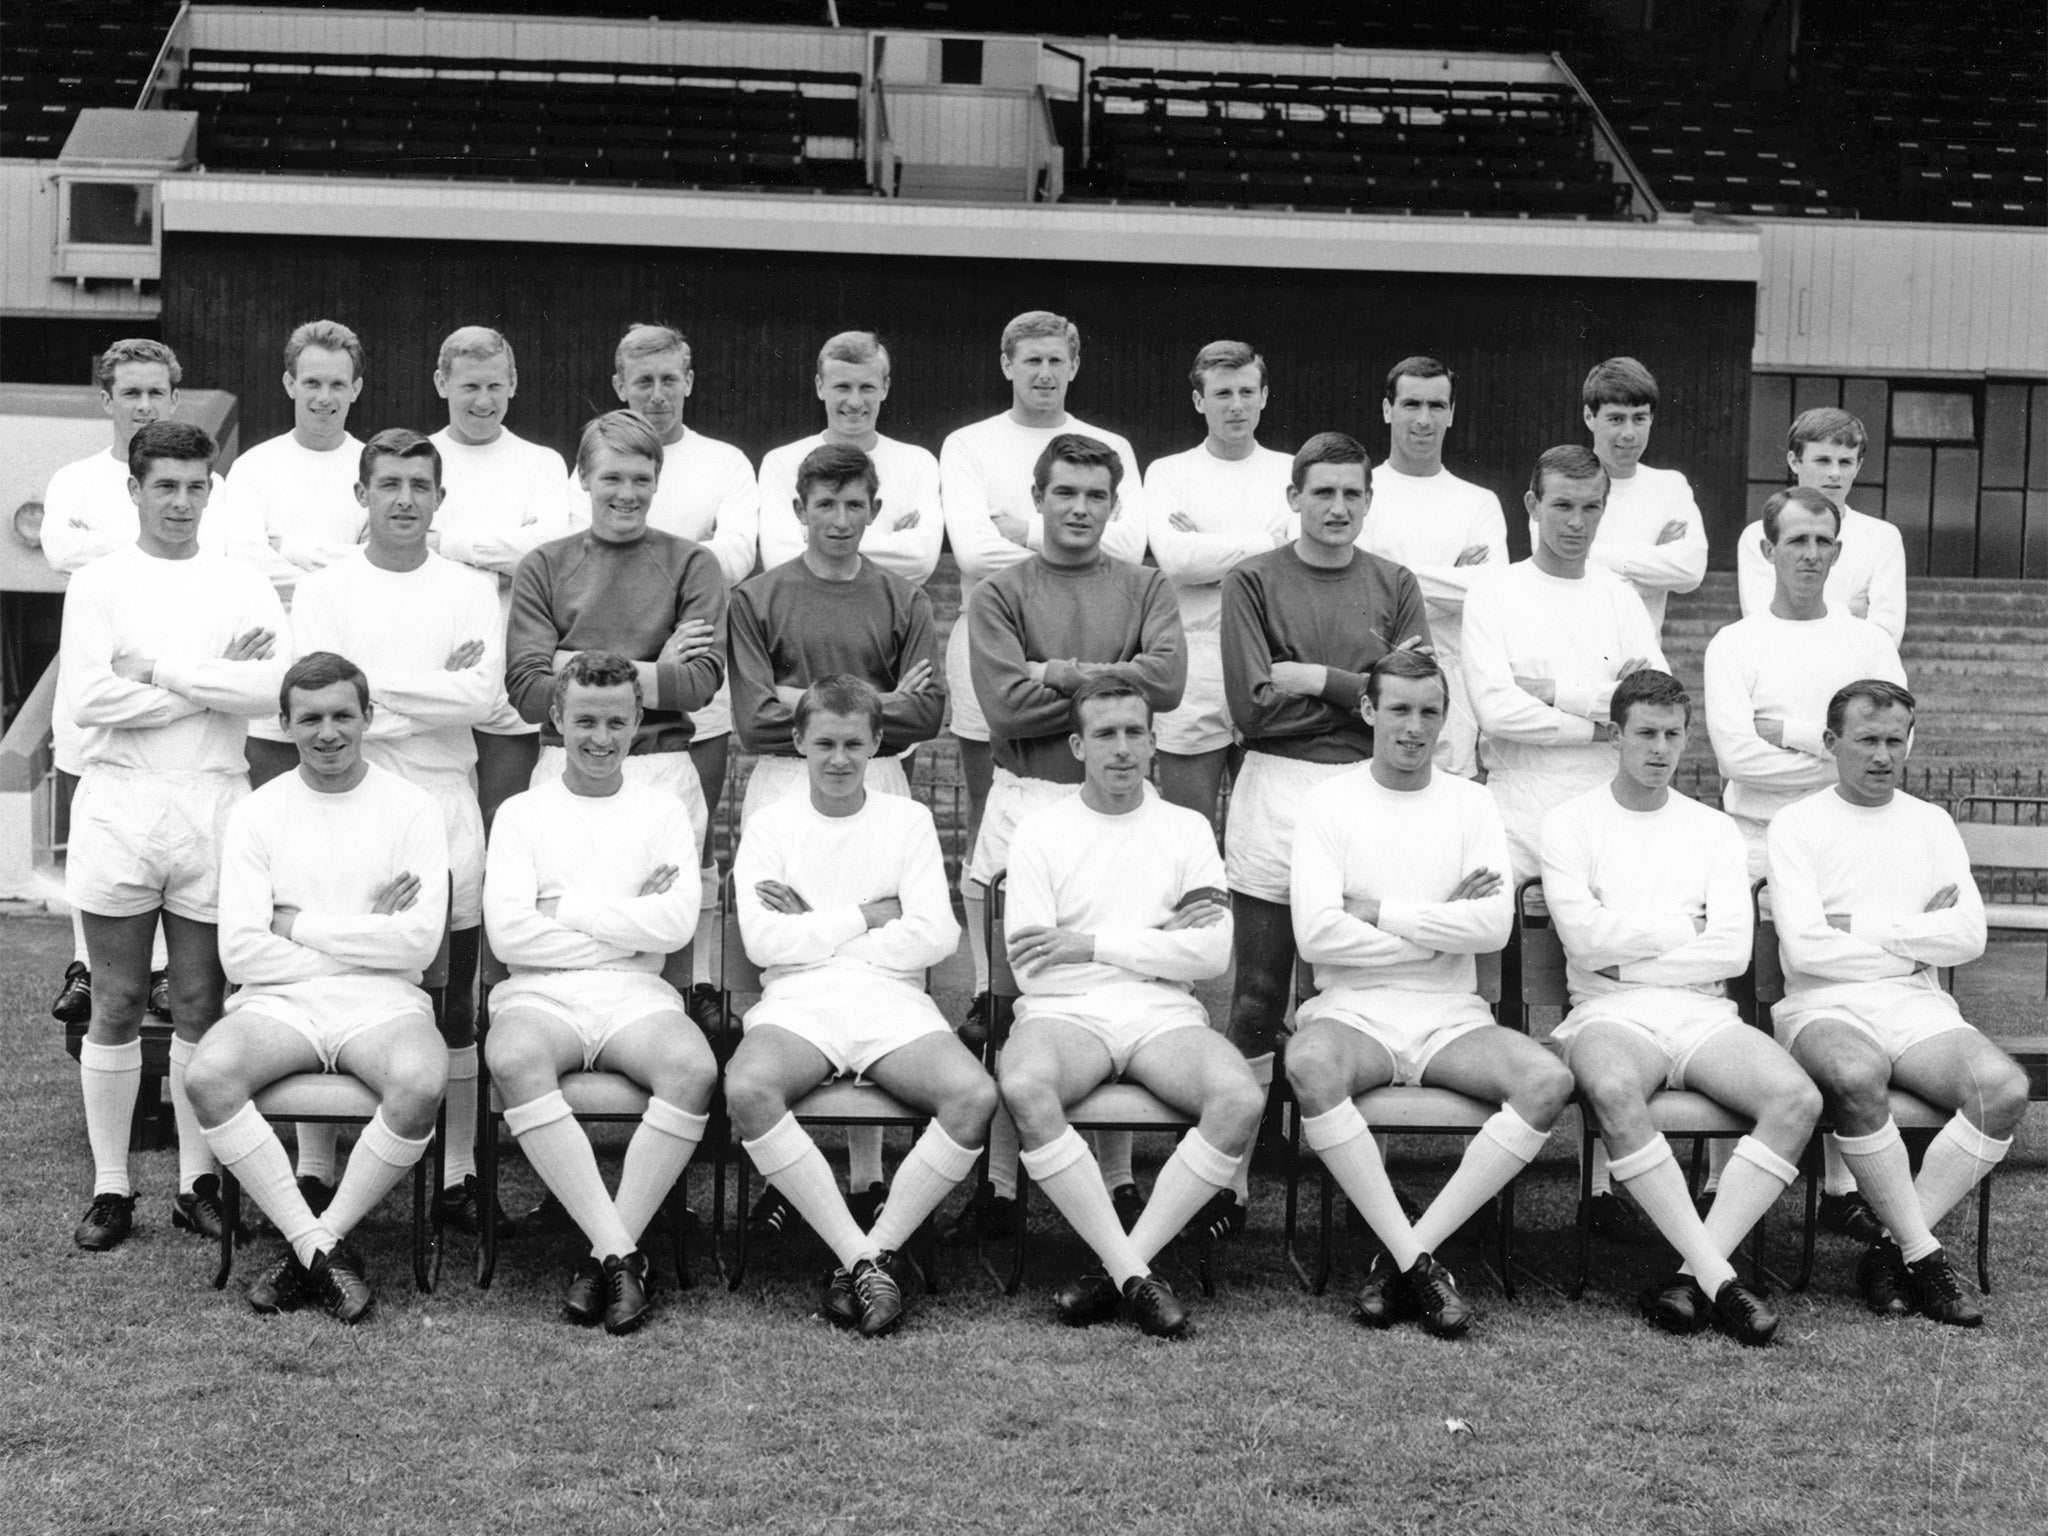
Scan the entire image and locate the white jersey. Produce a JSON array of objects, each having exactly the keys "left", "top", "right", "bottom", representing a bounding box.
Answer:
[
  {"left": 429, "top": 426, "right": 573, "bottom": 581},
  {"left": 1736, "top": 505, "right": 1908, "bottom": 645},
  {"left": 757, "top": 431, "right": 942, "bottom": 585},
  {"left": 1142, "top": 443, "right": 1293, "bottom": 641},
  {"left": 215, "top": 430, "right": 366, "bottom": 597},
  {"left": 1579, "top": 463, "right": 1708, "bottom": 637},
  {"left": 563, "top": 424, "right": 759, "bottom": 589}
]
